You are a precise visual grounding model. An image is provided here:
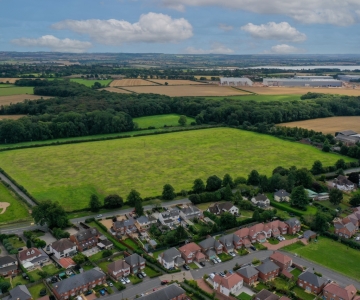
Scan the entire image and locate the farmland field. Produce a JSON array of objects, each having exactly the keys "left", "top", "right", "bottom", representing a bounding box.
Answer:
[
  {"left": 205, "top": 94, "right": 302, "bottom": 102},
  {"left": 0, "top": 115, "right": 26, "bottom": 120},
  {"left": 279, "top": 116, "right": 360, "bottom": 135},
  {"left": 134, "top": 114, "right": 195, "bottom": 128},
  {"left": 0, "top": 181, "right": 31, "bottom": 225},
  {"left": 0, "top": 84, "right": 14, "bottom": 88},
  {"left": 69, "top": 78, "right": 112, "bottom": 87},
  {"left": 0, "top": 87, "right": 34, "bottom": 96},
  {"left": 109, "top": 79, "right": 156, "bottom": 86},
  {"left": 0, "top": 78, "right": 21, "bottom": 84},
  {"left": 0, "top": 128, "right": 353, "bottom": 211},
  {"left": 100, "top": 87, "right": 132, "bottom": 94},
  {"left": 0, "top": 95, "right": 51, "bottom": 106},
  {"left": 241, "top": 86, "right": 360, "bottom": 96},
  {"left": 126, "top": 85, "right": 251, "bottom": 97},
  {"left": 148, "top": 79, "right": 206, "bottom": 85}
]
